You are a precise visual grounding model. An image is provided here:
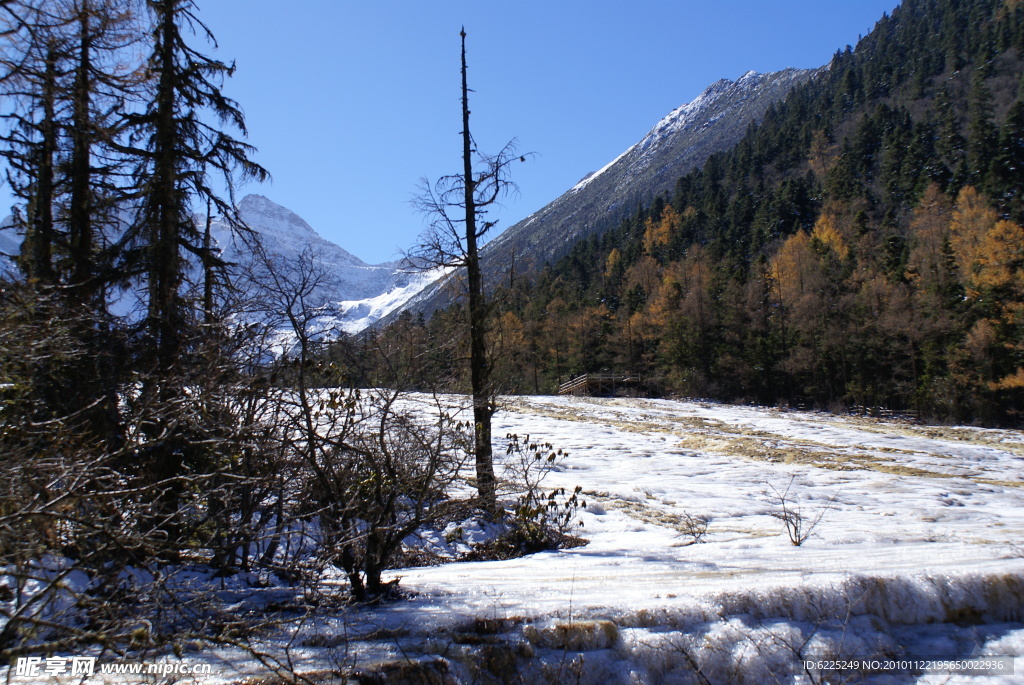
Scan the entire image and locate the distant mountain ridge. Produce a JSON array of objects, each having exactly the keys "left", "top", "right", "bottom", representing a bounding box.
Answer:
[
  {"left": 392, "top": 67, "right": 817, "bottom": 322},
  {"left": 213, "top": 194, "right": 440, "bottom": 333},
  {"left": 1, "top": 195, "right": 428, "bottom": 333},
  {"left": 2, "top": 68, "right": 817, "bottom": 333},
  {"left": 216, "top": 194, "right": 405, "bottom": 301}
]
